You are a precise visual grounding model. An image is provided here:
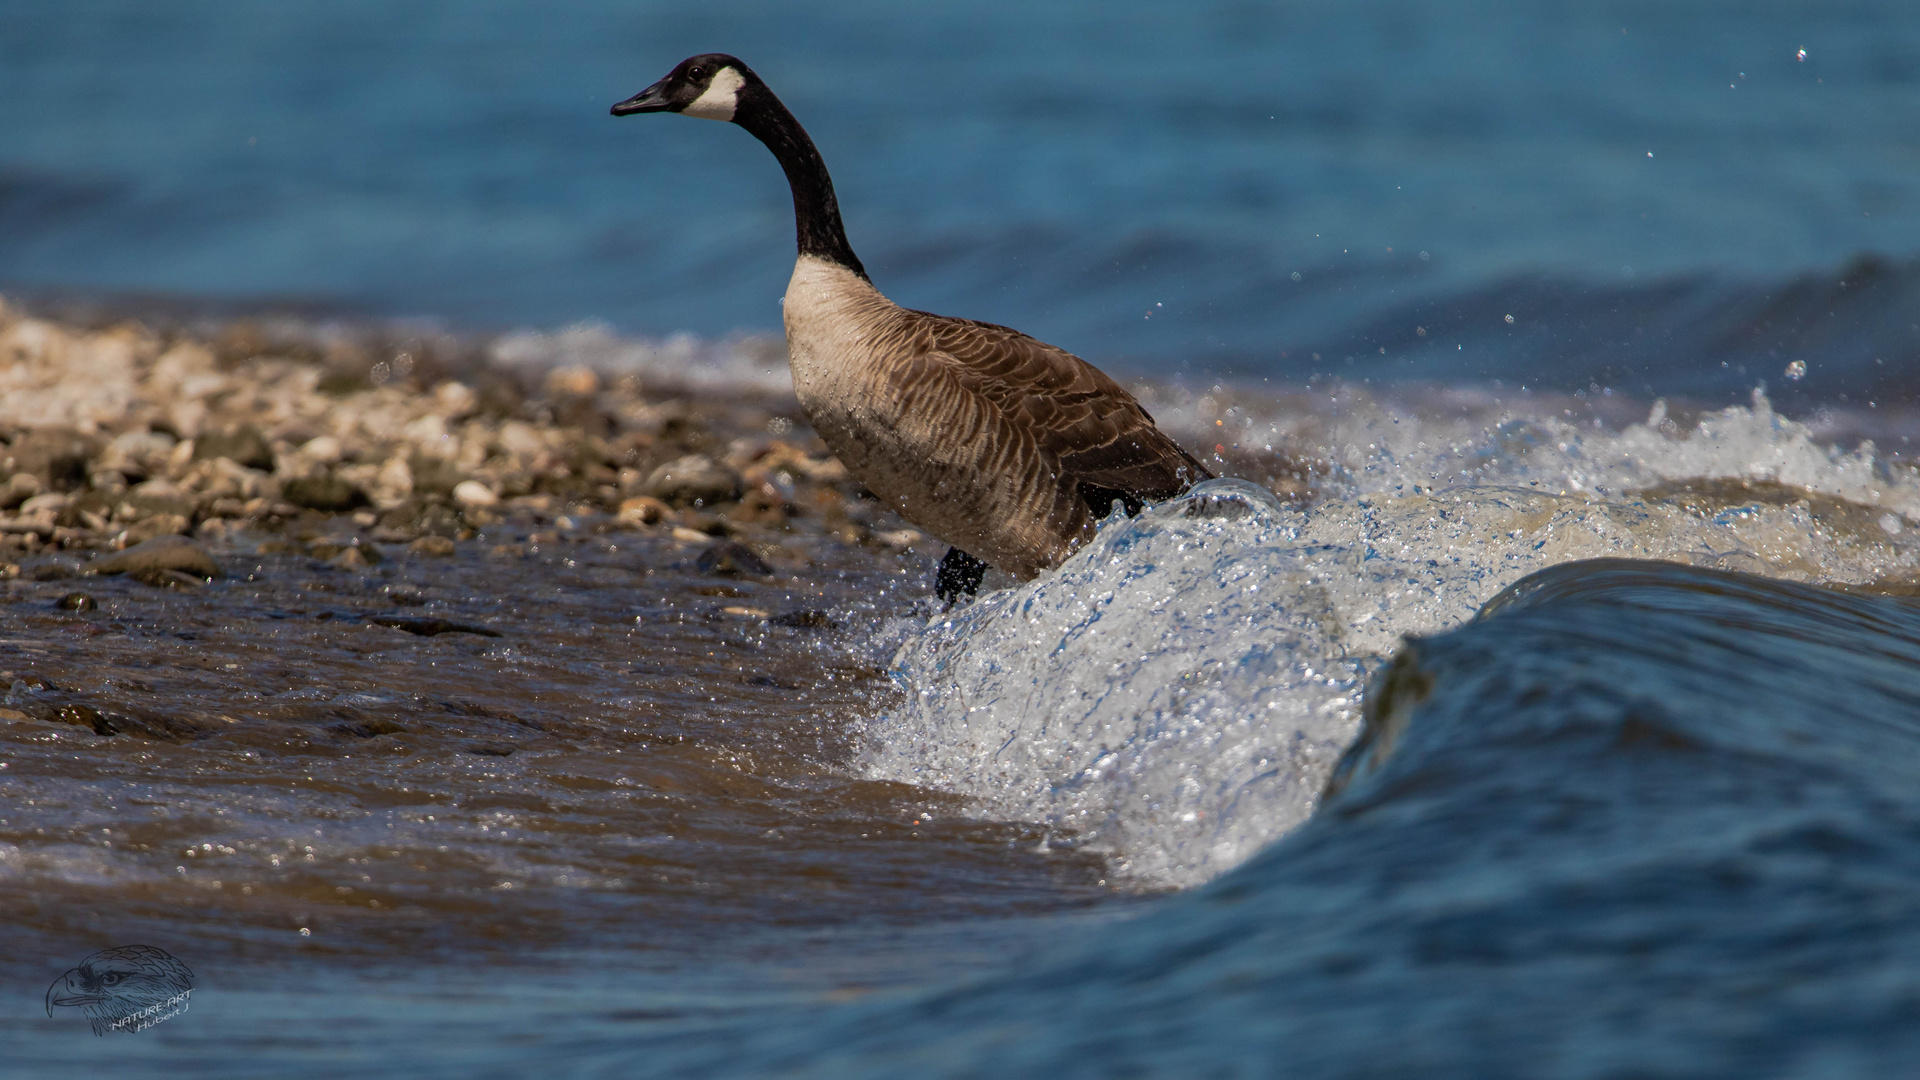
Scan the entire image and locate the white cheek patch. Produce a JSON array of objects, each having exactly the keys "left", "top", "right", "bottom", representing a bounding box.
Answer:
[{"left": 683, "top": 67, "right": 745, "bottom": 122}]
